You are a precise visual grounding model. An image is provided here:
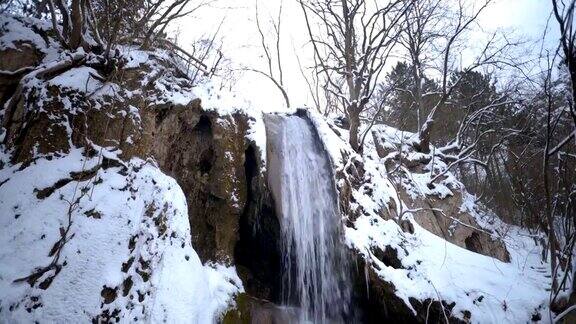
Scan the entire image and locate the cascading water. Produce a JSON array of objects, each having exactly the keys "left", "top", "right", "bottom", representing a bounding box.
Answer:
[{"left": 265, "top": 113, "right": 352, "bottom": 323}]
